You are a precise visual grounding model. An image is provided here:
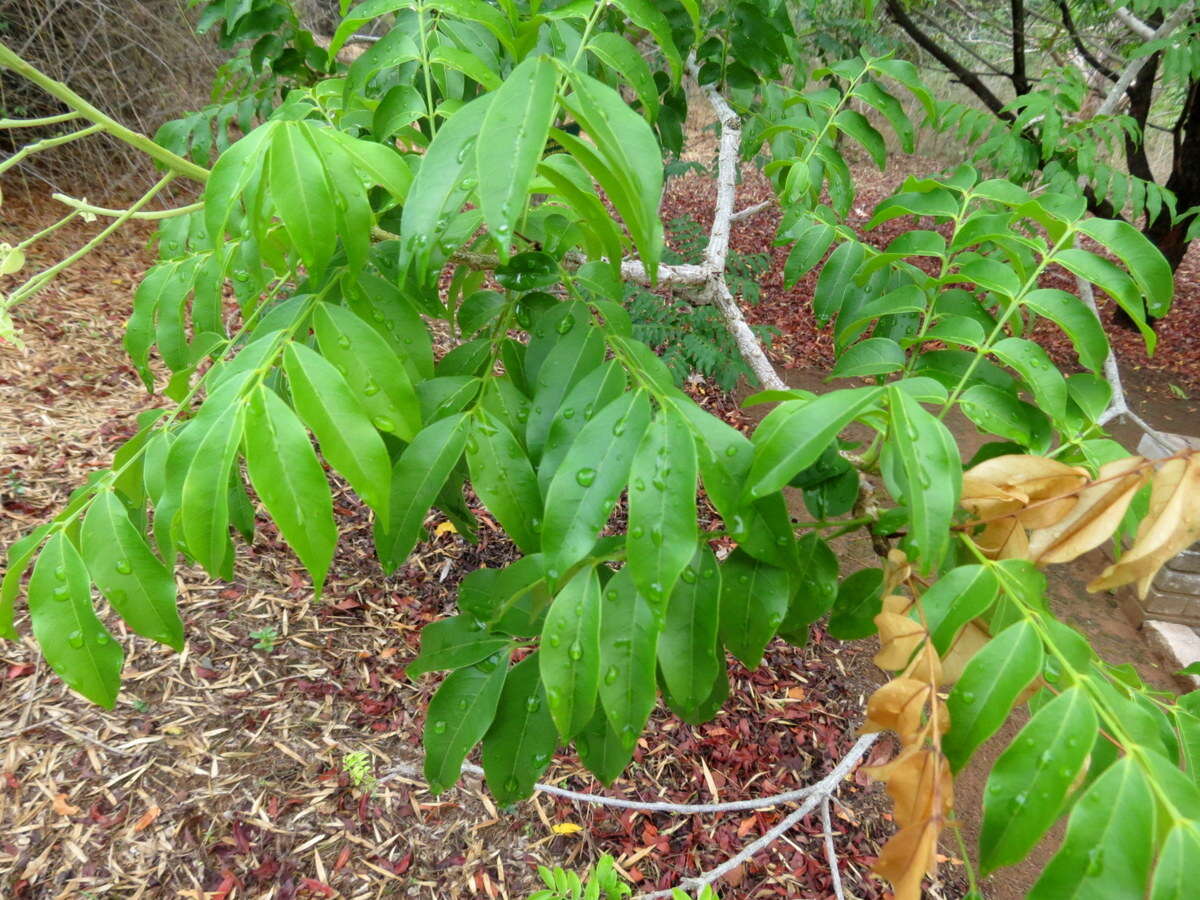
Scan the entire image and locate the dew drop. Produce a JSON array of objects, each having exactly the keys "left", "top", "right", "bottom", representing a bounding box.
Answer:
[
  {"left": 680, "top": 567, "right": 697, "bottom": 584},
  {"left": 363, "top": 379, "right": 381, "bottom": 396},
  {"left": 961, "top": 692, "right": 976, "bottom": 703},
  {"left": 466, "top": 437, "right": 479, "bottom": 454},
  {"left": 738, "top": 574, "right": 750, "bottom": 585},
  {"left": 531, "top": 752, "right": 550, "bottom": 767},
  {"left": 67, "top": 630, "right": 84, "bottom": 649},
  {"left": 525, "top": 696, "right": 542, "bottom": 713},
  {"left": 1086, "top": 848, "right": 1103, "bottom": 876},
  {"left": 516, "top": 409, "right": 529, "bottom": 423},
  {"left": 651, "top": 477, "right": 666, "bottom": 491},
  {"left": 568, "top": 642, "right": 583, "bottom": 661},
  {"left": 604, "top": 666, "right": 619, "bottom": 685},
  {"left": 562, "top": 407, "right": 575, "bottom": 420},
  {"left": 52, "top": 585, "right": 69, "bottom": 601},
  {"left": 458, "top": 698, "right": 469, "bottom": 711},
  {"left": 432, "top": 720, "right": 448, "bottom": 734},
  {"left": 650, "top": 529, "right": 663, "bottom": 547},
  {"left": 575, "top": 467, "right": 597, "bottom": 487},
  {"left": 612, "top": 418, "right": 627, "bottom": 436},
  {"left": 556, "top": 314, "right": 575, "bottom": 335},
  {"left": 606, "top": 589, "right": 618, "bottom": 602},
  {"left": 54, "top": 566, "right": 67, "bottom": 581},
  {"left": 775, "top": 535, "right": 789, "bottom": 546},
  {"left": 547, "top": 568, "right": 560, "bottom": 581},
  {"left": 548, "top": 634, "right": 561, "bottom": 648},
  {"left": 373, "top": 416, "right": 396, "bottom": 432},
  {"left": 724, "top": 445, "right": 739, "bottom": 457},
  {"left": 633, "top": 477, "right": 646, "bottom": 492},
  {"left": 114, "top": 558, "right": 133, "bottom": 575},
  {"left": 95, "top": 632, "right": 110, "bottom": 646},
  {"left": 505, "top": 777, "right": 520, "bottom": 793},
  {"left": 337, "top": 334, "right": 351, "bottom": 349},
  {"left": 630, "top": 525, "right": 645, "bottom": 539},
  {"left": 530, "top": 517, "right": 542, "bottom": 533}
]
